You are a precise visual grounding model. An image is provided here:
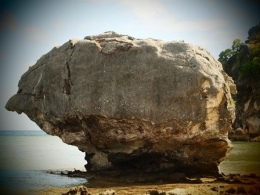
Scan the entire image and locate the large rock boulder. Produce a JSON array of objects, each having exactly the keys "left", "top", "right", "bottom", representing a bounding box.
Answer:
[{"left": 6, "top": 31, "right": 234, "bottom": 175}]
